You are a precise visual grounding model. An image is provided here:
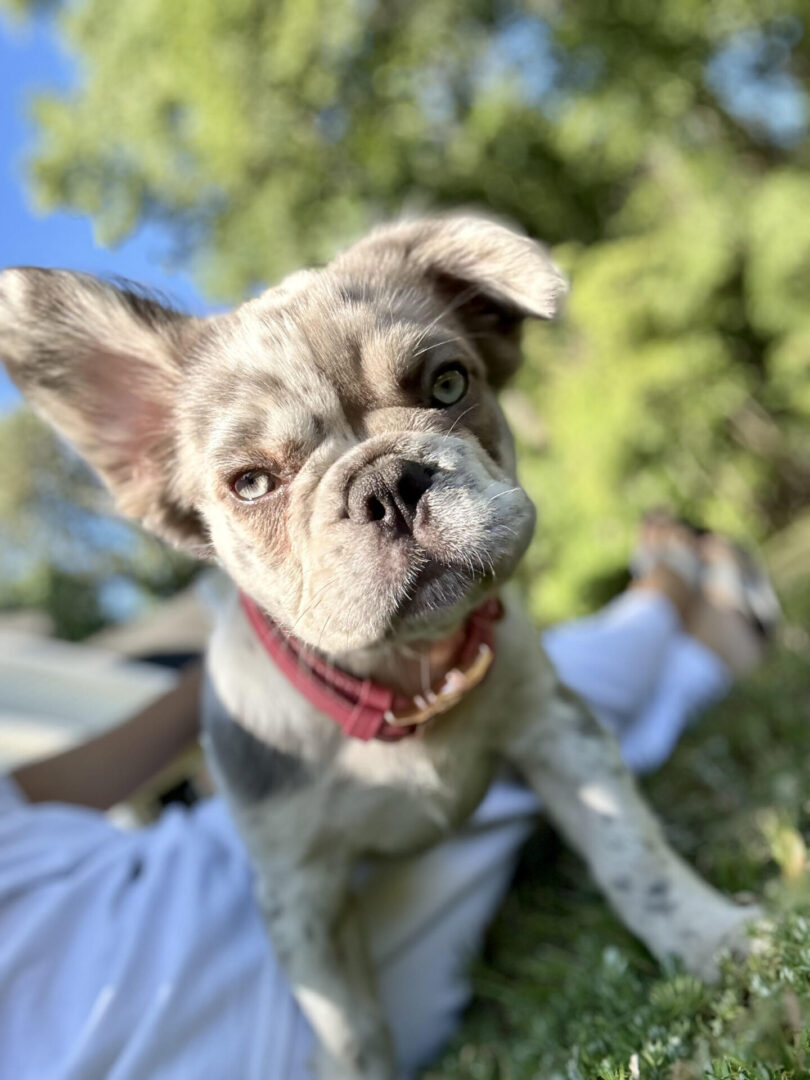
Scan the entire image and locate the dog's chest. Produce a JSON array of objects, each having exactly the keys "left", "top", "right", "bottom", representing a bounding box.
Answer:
[{"left": 322, "top": 719, "right": 498, "bottom": 855}]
